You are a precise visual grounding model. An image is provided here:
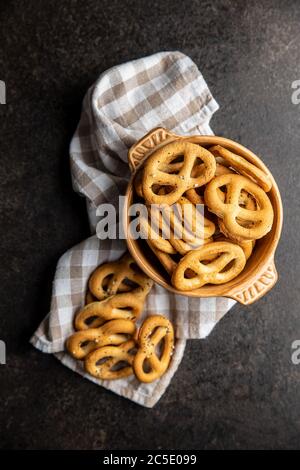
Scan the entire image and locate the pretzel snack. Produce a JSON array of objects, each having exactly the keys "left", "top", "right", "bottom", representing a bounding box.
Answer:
[
  {"left": 133, "top": 315, "right": 174, "bottom": 383},
  {"left": 171, "top": 241, "right": 246, "bottom": 290},
  {"left": 85, "top": 339, "right": 136, "bottom": 380},
  {"left": 204, "top": 174, "right": 273, "bottom": 241},
  {"left": 89, "top": 253, "right": 150, "bottom": 300},
  {"left": 75, "top": 291, "right": 146, "bottom": 330},
  {"left": 142, "top": 141, "right": 216, "bottom": 205},
  {"left": 67, "top": 319, "right": 136, "bottom": 359},
  {"left": 139, "top": 209, "right": 176, "bottom": 254},
  {"left": 209, "top": 145, "right": 272, "bottom": 192},
  {"left": 185, "top": 162, "right": 233, "bottom": 204}
]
